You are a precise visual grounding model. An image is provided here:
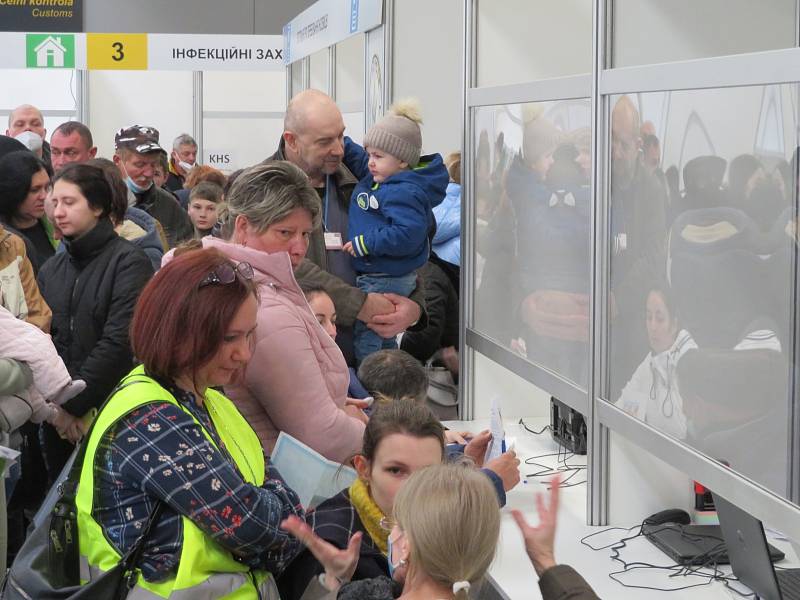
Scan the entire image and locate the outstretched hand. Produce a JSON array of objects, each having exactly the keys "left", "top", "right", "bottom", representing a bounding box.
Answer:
[
  {"left": 511, "top": 475, "right": 560, "bottom": 576},
  {"left": 281, "top": 515, "right": 362, "bottom": 591}
]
